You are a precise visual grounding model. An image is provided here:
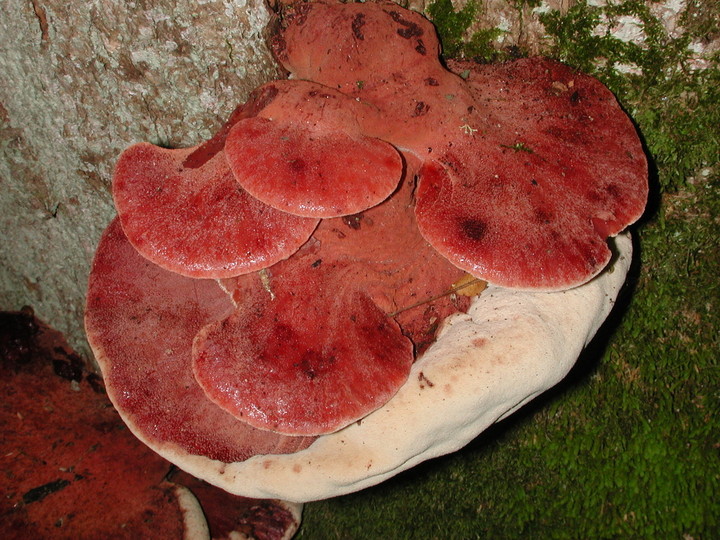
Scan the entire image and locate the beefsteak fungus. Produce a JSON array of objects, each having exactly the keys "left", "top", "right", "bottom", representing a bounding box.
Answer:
[
  {"left": 85, "top": 219, "right": 316, "bottom": 462},
  {"left": 112, "top": 86, "right": 322, "bottom": 281},
  {"left": 85, "top": 0, "right": 647, "bottom": 503},
  {"left": 192, "top": 176, "right": 468, "bottom": 435},
  {"left": 225, "top": 80, "right": 404, "bottom": 218}
]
